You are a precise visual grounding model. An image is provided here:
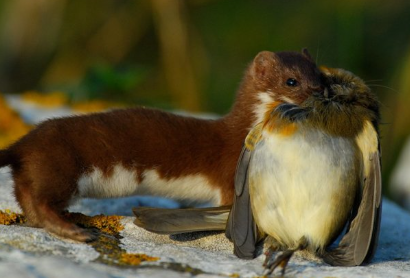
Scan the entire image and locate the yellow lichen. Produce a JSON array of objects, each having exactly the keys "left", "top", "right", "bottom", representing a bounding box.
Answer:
[
  {"left": 0, "top": 210, "right": 26, "bottom": 225},
  {"left": 64, "top": 212, "right": 124, "bottom": 236},
  {"left": 0, "top": 209, "right": 163, "bottom": 268},
  {"left": 0, "top": 209, "right": 123, "bottom": 236},
  {"left": 119, "top": 253, "right": 159, "bottom": 266}
]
